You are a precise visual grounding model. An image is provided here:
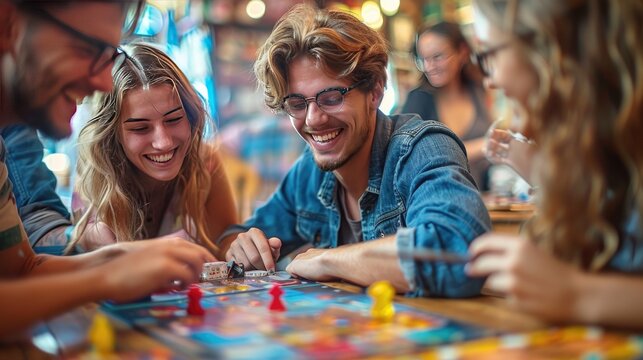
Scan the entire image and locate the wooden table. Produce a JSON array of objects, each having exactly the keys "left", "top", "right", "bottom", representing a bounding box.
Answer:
[
  {"left": 487, "top": 202, "right": 535, "bottom": 235},
  {"left": 327, "top": 282, "right": 546, "bottom": 333}
]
